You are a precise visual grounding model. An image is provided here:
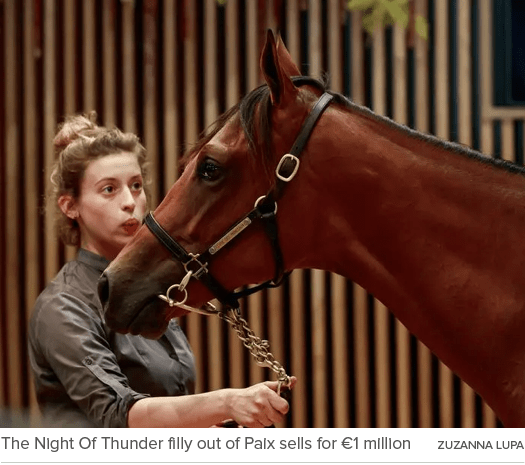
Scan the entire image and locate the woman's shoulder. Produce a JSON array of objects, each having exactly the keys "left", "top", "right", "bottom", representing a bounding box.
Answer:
[{"left": 31, "top": 258, "right": 104, "bottom": 330}]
